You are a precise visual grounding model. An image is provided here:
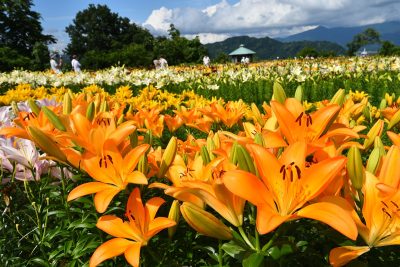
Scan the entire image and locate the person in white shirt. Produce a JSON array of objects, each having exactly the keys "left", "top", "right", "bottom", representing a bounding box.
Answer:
[
  {"left": 71, "top": 55, "right": 81, "bottom": 73},
  {"left": 159, "top": 57, "right": 168, "bottom": 69},
  {"left": 50, "top": 54, "right": 62, "bottom": 74},
  {"left": 203, "top": 55, "right": 210, "bottom": 67},
  {"left": 153, "top": 59, "right": 160, "bottom": 70}
]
